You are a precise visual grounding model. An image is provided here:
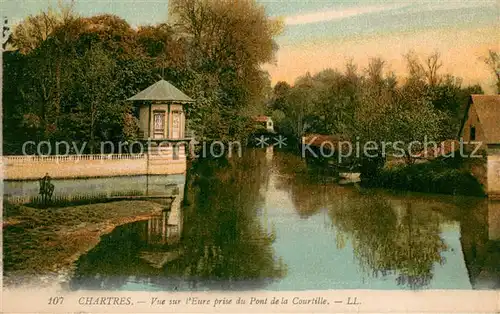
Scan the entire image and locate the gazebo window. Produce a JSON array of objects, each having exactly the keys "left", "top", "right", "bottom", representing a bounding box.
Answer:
[
  {"left": 153, "top": 111, "right": 166, "bottom": 139},
  {"left": 171, "top": 111, "right": 181, "bottom": 139}
]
